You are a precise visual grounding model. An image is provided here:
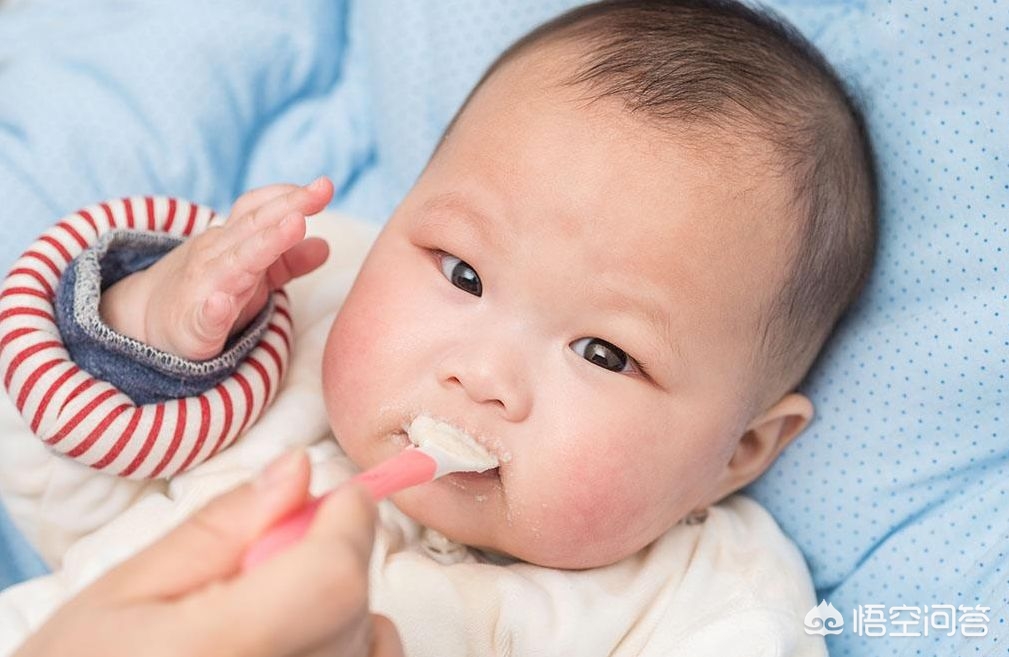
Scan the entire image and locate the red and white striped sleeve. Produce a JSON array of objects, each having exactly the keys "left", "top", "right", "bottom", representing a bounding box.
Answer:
[{"left": 0, "top": 197, "right": 290, "bottom": 479}]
